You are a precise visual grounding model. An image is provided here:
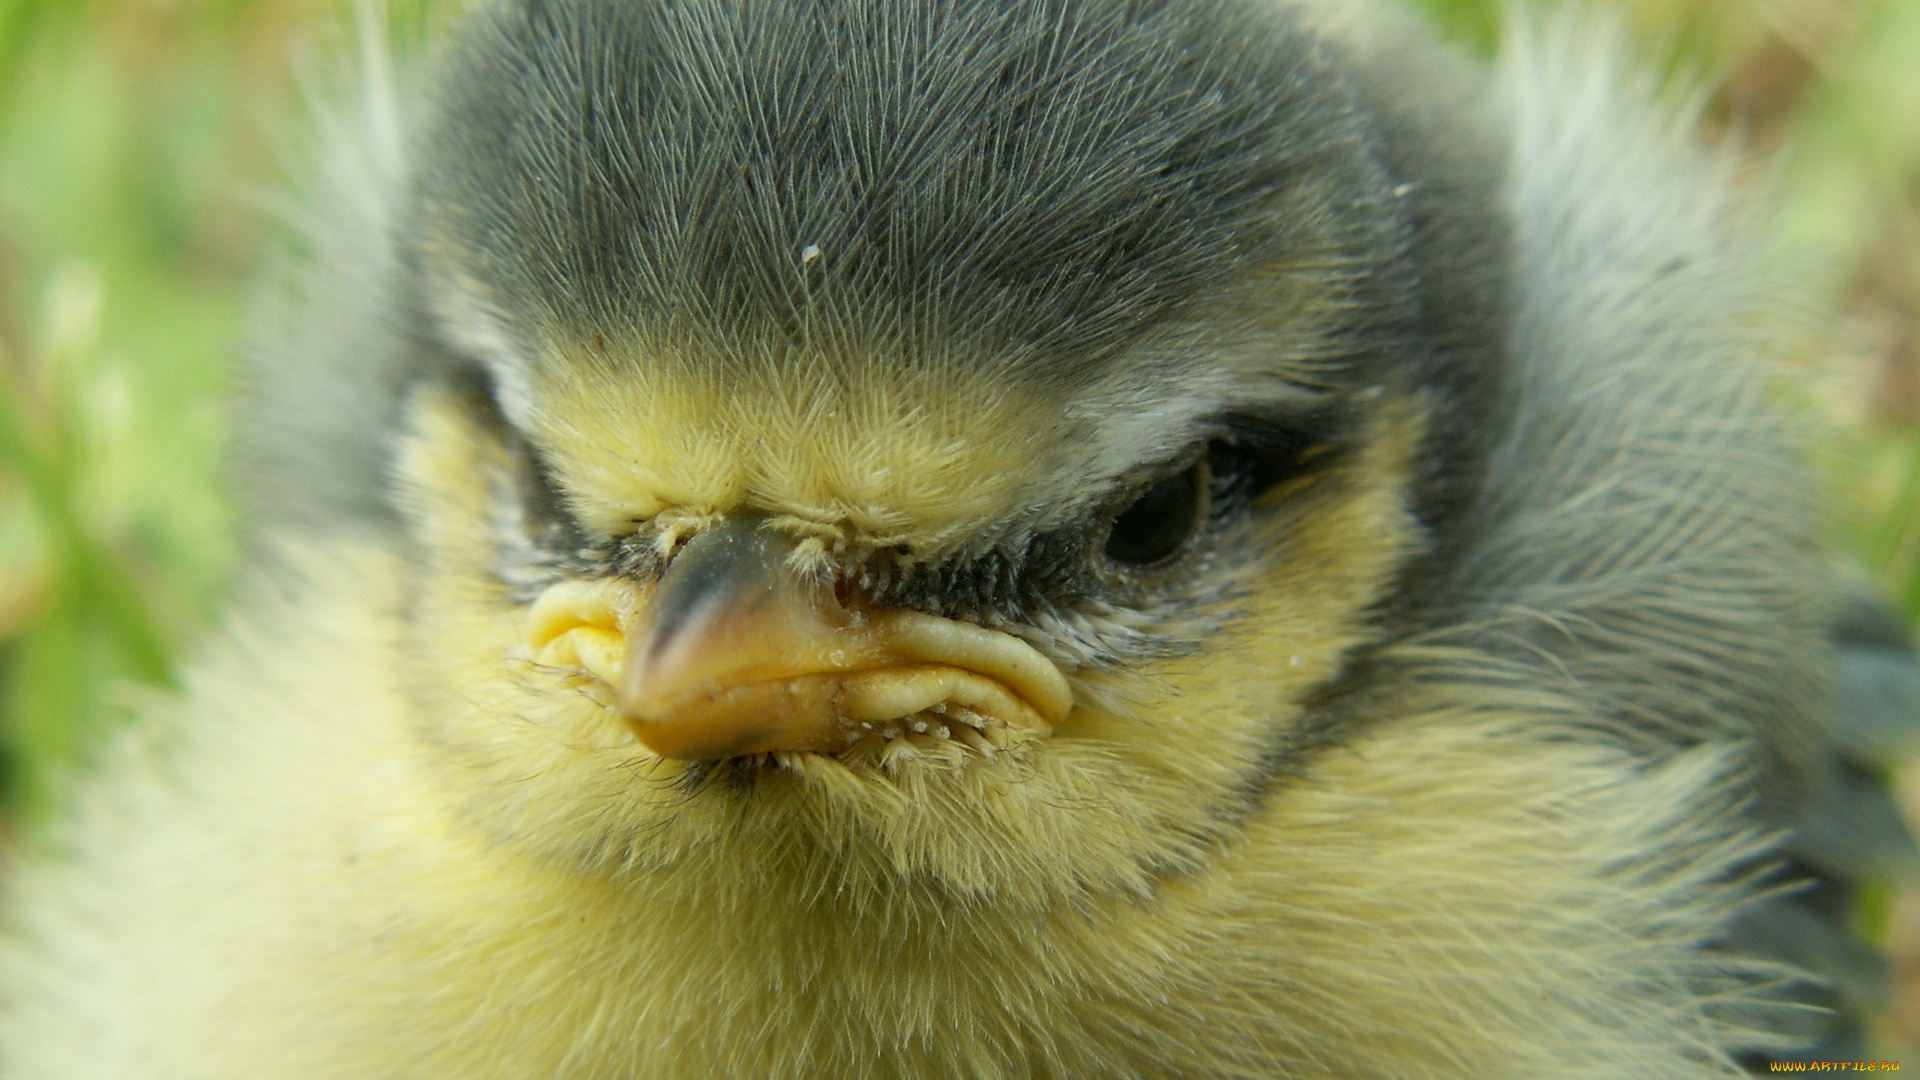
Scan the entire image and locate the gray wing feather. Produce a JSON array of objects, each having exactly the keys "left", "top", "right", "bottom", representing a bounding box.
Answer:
[{"left": 1742, "top": 589, "right": 1920, "bottom": 1065}]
